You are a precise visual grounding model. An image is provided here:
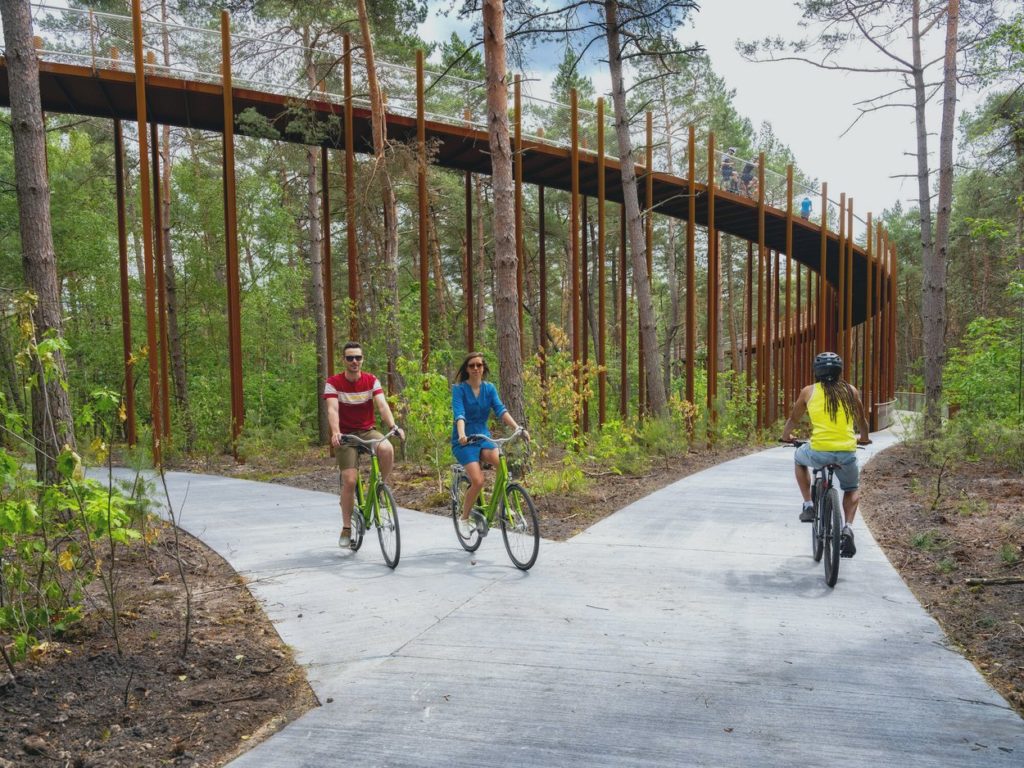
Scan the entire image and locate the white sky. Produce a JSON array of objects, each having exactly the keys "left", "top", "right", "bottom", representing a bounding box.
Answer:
[{"left": 419, "top": 1, "right": 983, "bottom": 219}]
